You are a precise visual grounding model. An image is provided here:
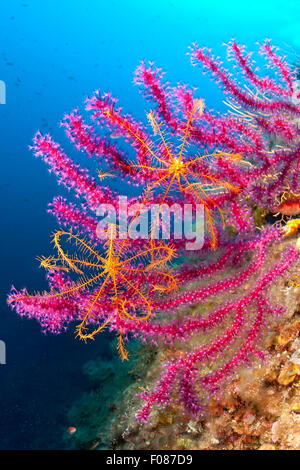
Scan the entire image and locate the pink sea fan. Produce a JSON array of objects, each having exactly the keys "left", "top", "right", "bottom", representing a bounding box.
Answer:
[{"left": 7, "top": 40, "right": 300, "bottom": 422}]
